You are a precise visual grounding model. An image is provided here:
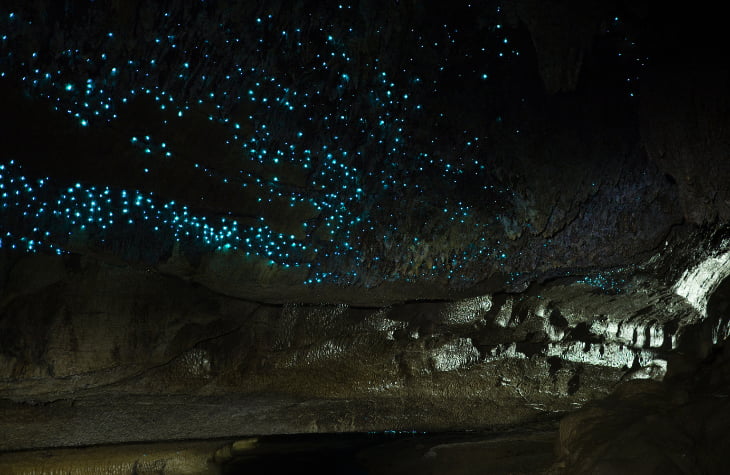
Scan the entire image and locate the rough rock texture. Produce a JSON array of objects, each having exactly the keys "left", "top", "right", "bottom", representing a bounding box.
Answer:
[
  {"left": 552, "top": 274, "right": 730, "bottom": 473},
  {"left": 1, "top": 232, "right": 728, "bottom": 451},
  {"left": 555, "top": 345, "right": 730, "bottom": 474},
  {"left": 0, "top": 441, "right": 225, "bottom": 475}
]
